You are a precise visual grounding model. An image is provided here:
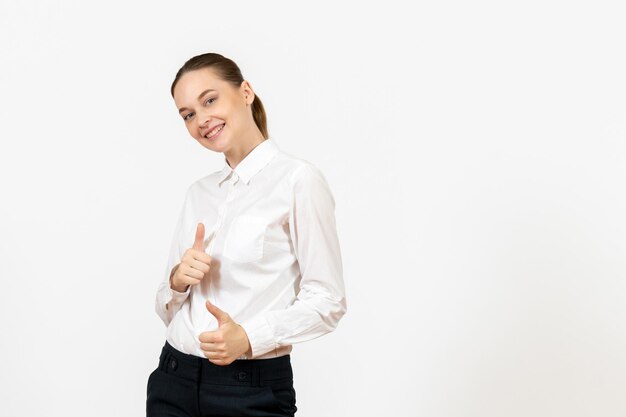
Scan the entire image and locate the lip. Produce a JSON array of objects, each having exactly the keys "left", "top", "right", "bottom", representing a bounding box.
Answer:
[{"left": 203, "top": 123, "right": 225, "bottom": 139}]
